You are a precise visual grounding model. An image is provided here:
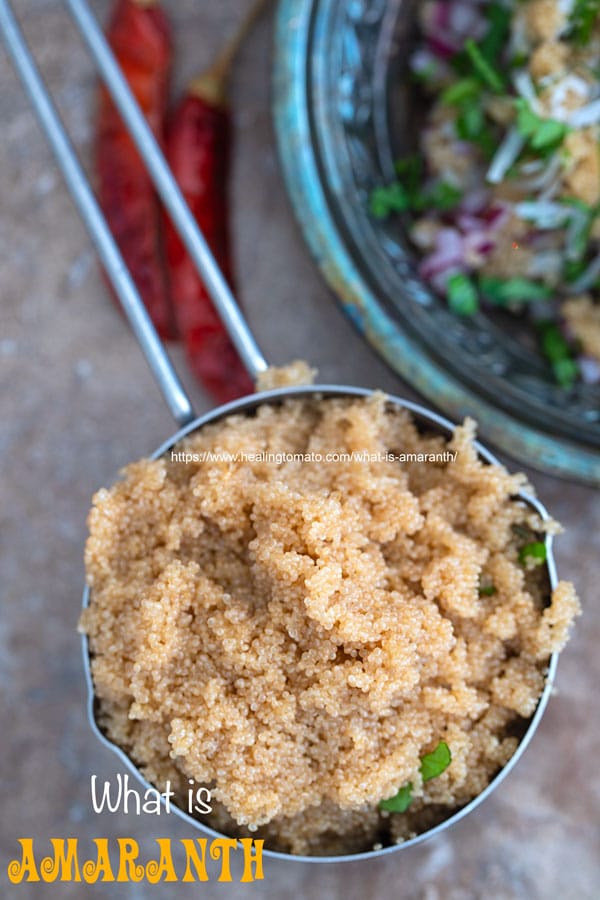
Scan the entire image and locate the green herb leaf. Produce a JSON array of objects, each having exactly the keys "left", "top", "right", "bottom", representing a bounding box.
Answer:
[
  {"left": 441, "top": 77, "right": 482, "bottom": 106},
  {"left": 379, "top": 741, "right": 452, "bottom": 813},
  {"left": 538, "top": 322, "right": 572, "bottom": 362},
  {"left": 369, "top": 159, "right": 462, "bottom": 220},
  {"left": 454, "top": 101, "right": 495, "bottom": 158},
  {"left": 464, "top": 38, "right": 506, "bottom": 92},
  {"left": 515, "top": 99, "right": 570, "bottom": 152},
  {"left": 379, "top": 783, "right": 413, "bottom": 813},
  {"left": 395, "top": 155, "right": 424, "bottom": 192},
  {"left": 428, "top": 181, "right": 463, "bottom": 211},
  {"left": 568, "top": 0, "right": 600, "bottom": 45},
  {"left": 531, "top": 119, "right": 570, "bottom": 150},
  {"left": 510, "top": 51, "right": 529, "bottom": 69},
  {"left": 515, "top": 99, "right": 542, "bottom": 136},
  {"left": 479, "top": 583, "right": 497, "bottom": 597},
  {"left": 448, "top": 273, "right": 479, "bottom": 316},
  {"left": 480, "top": 2, "right": 512, "bottom": 62},
  {"left": 518, "top": 541, "right": 547, "bottom": 565},
  {"left": 456, "top": 101, "right": 485, "bottom": 141},
  {"left": 420, "top": 741, "right": 452, "bottom": 782},
  {"left": 537, "top": 322, "right": 580, "bottom": 386},
  {"left": 369, "top": 183, "right": 411, "bottom": 219},
  {"left": 553, "top": 357, "right": 579, "bottom": 387},
  {"left": 479, "top": 276, "right": 553, "bottom": 306}
]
